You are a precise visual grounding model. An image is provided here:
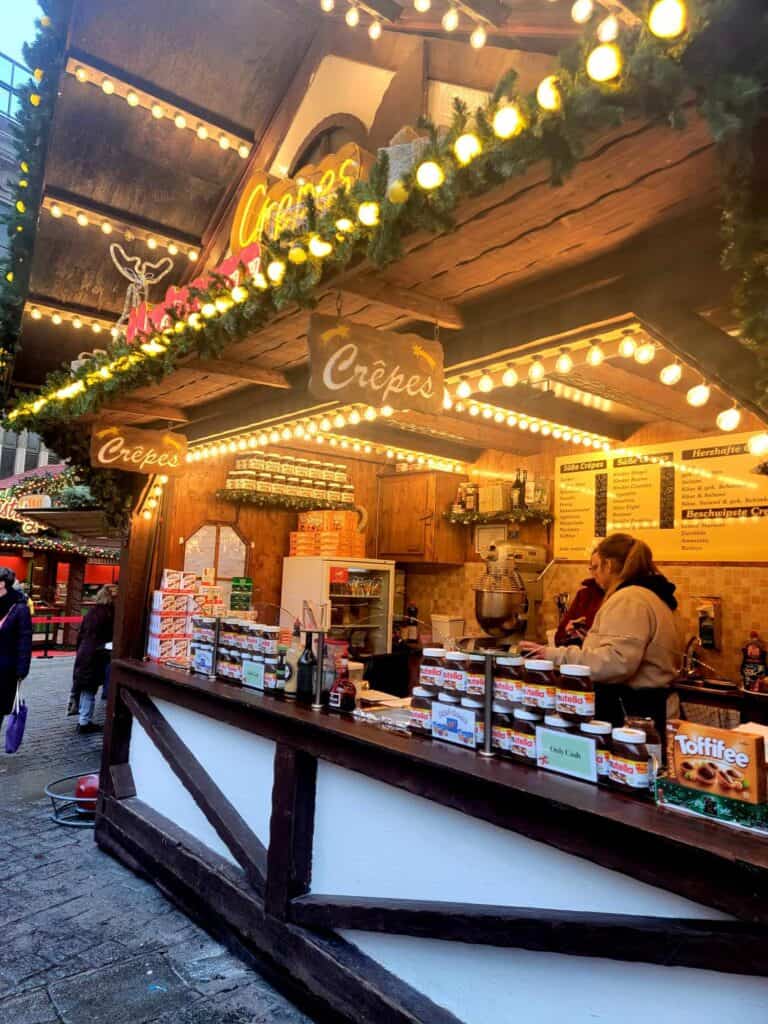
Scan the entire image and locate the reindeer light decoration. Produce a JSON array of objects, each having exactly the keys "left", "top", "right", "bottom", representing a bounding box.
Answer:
[{"left": 110, "top": 243, "right": 174, "bottom": 337}]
